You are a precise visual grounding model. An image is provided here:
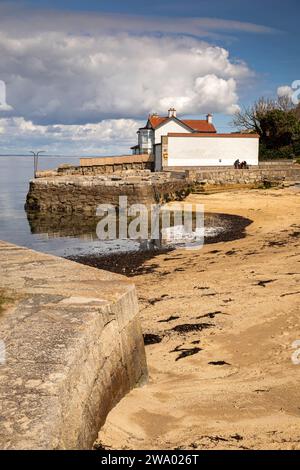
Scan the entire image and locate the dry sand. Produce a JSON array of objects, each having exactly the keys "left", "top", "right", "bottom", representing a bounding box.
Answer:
[{"left": 96, "top": 187, "right": 300, "bottom": 450}]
